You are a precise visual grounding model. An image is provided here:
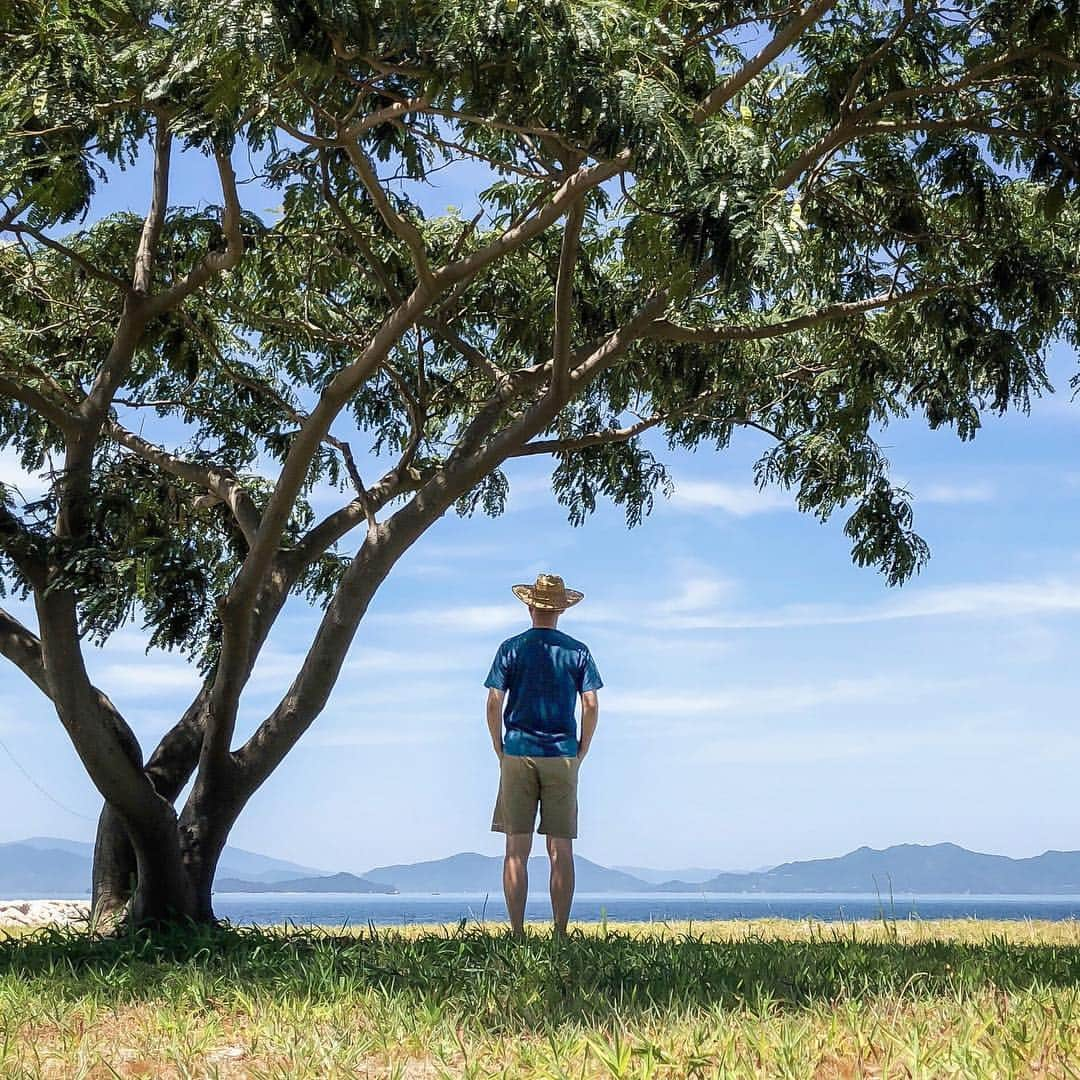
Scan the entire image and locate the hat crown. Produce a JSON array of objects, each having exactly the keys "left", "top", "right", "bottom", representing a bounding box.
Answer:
[
  {"left": 532, "top": 573, "right": 566, "bottom": 598},
  {"left": 512, "top": 572, "right": 583, "bottom": 610}
]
